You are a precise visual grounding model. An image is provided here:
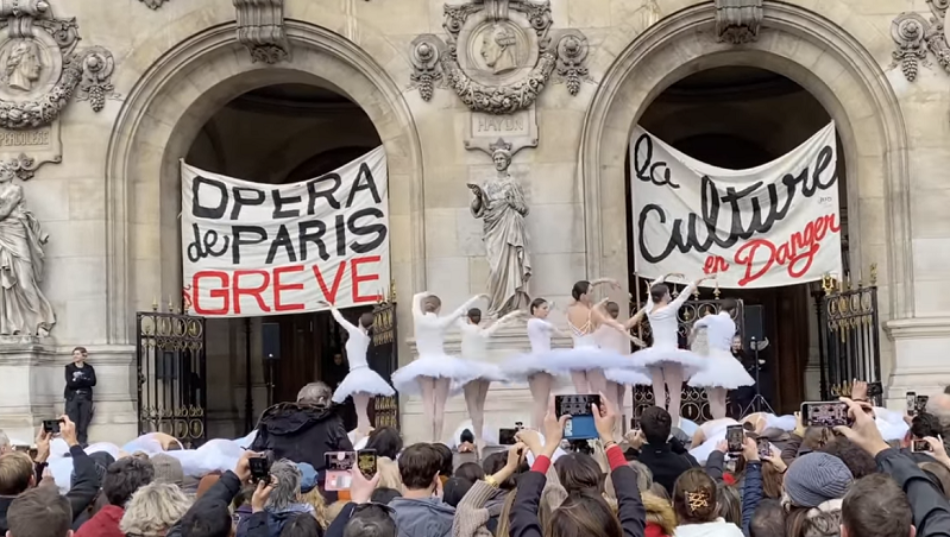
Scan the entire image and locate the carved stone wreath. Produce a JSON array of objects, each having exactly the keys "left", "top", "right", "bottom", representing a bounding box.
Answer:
[
  {"left": 0, "top": 2, "right": 118, "bottom": 130},
  {"left": 409, "top": 0, "right": 589, "bottom": 114},
  {"left": 892, "top": 0, "right": 950, "bottom": 82}
]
